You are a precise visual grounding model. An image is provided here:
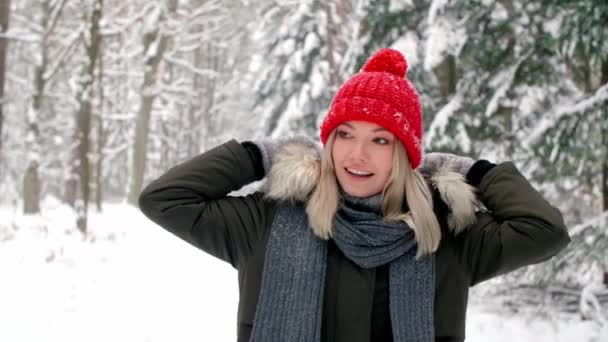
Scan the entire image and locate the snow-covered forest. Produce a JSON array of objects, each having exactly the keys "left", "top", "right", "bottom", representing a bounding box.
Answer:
[{"left": 0, "top": 0, "right": 607, "bottom": 340}]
